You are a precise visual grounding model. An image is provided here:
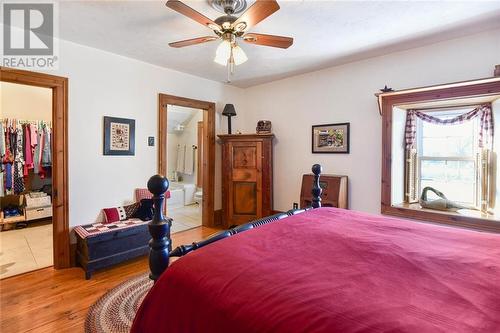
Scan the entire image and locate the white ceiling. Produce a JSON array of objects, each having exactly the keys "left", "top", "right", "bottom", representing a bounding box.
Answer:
[{"left": 58, "top": 1, "right": 500, "bottom": 88}]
